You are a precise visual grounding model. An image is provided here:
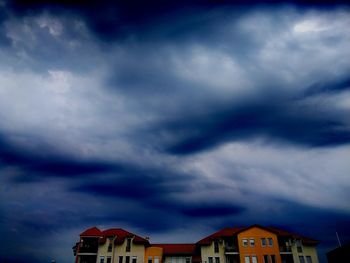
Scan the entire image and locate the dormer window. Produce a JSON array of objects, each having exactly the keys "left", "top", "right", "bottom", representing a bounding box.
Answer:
[
  {"left": 108, "top": 237, "right": 113, "bottom": 252},
  {"left": 296, "top": 240, "right": 303, "bottom": 253},
  {"left": 108, "top": 243, "right": 112, "bottom": 252},
  {"left": 214, "top": 241, "right": 219, "bottom": 253},
  {"left": 126, "top": 238, "right": 132, "bottom": 252}
]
